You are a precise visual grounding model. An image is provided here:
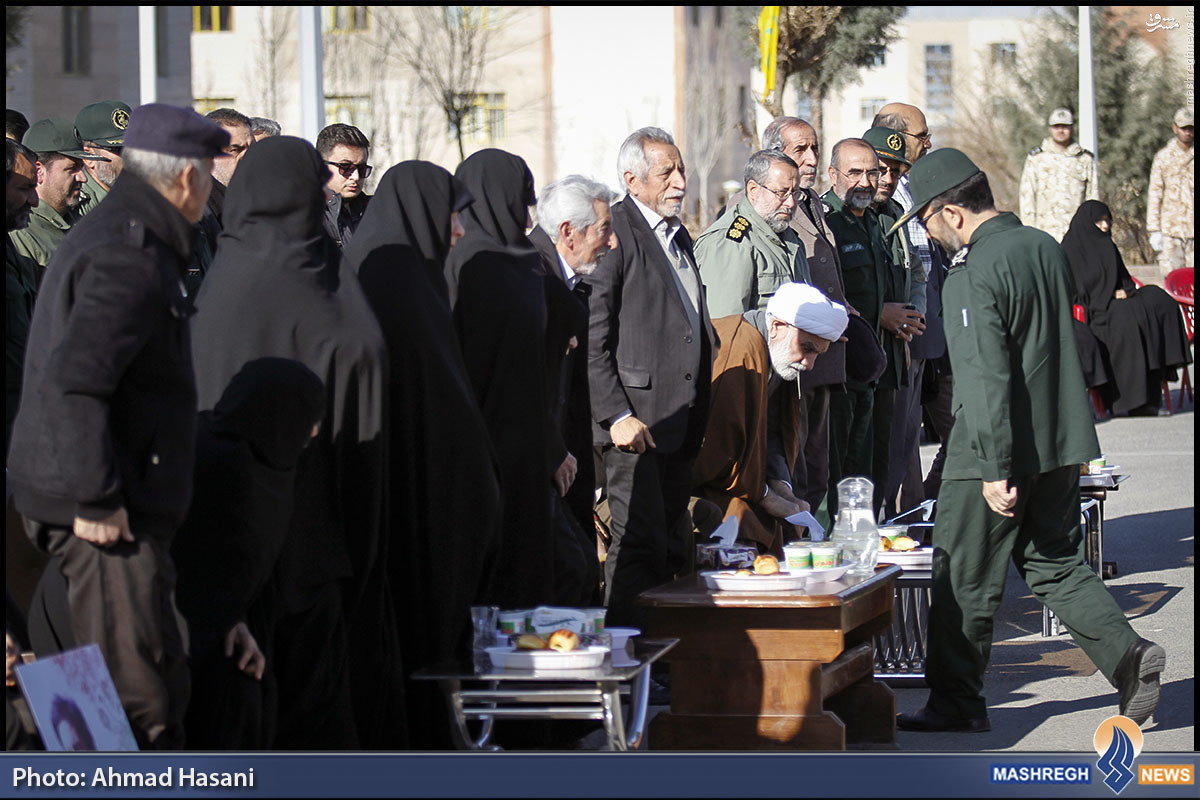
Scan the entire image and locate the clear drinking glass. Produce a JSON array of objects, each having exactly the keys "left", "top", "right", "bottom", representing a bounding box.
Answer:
[{"left": 470, "top": 605, "right": 500, "bottom": 651}]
